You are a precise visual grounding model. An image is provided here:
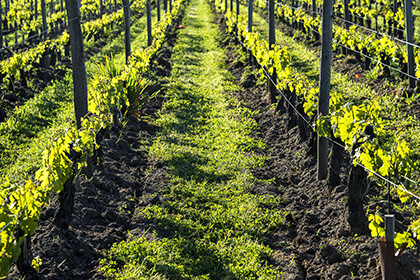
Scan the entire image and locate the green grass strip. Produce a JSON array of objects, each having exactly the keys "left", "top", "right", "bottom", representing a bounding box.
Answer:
[{"left": 100, "top": 0, "right": 286, "bottom": 279}]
